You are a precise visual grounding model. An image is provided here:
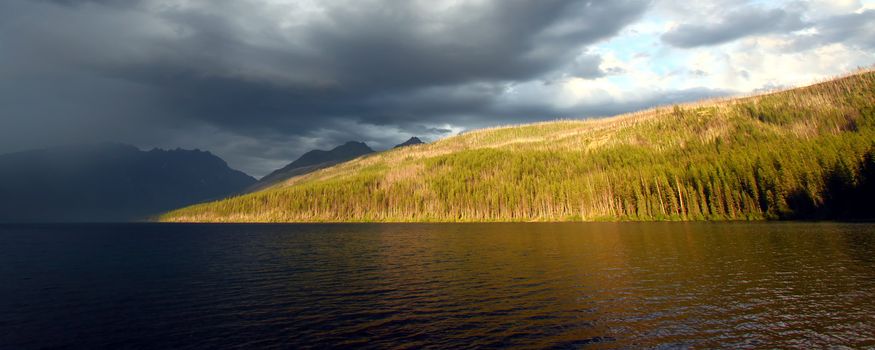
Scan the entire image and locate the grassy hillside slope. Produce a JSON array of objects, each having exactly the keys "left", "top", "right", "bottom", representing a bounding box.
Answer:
[{"left": 162, "top": 71, "right": 875, "bottom": 222}]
